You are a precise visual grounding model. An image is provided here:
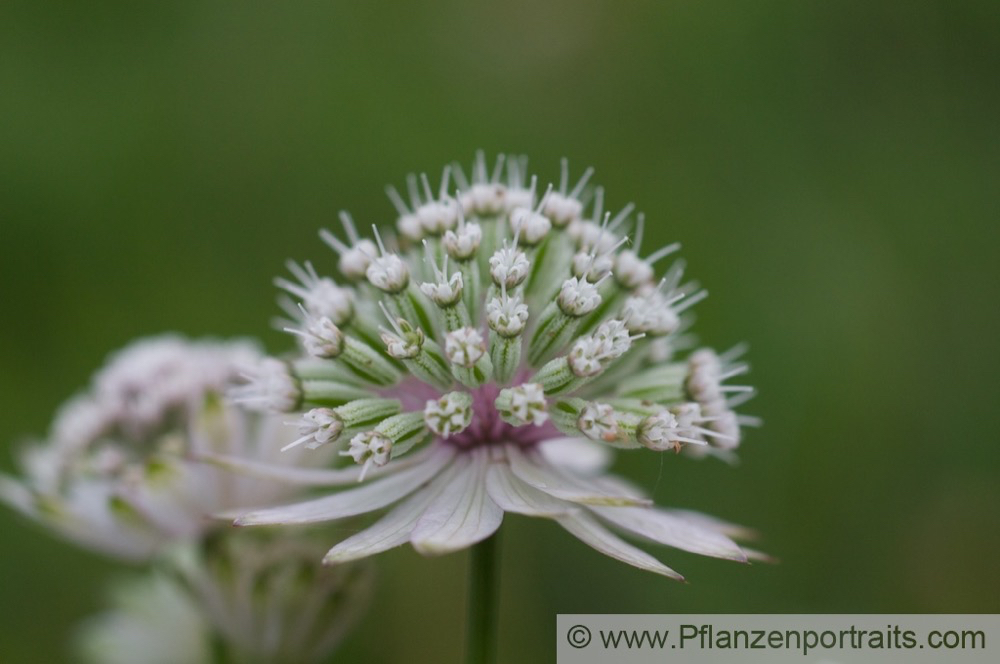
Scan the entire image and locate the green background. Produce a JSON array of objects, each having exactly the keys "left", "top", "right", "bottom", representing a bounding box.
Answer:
[{"left": 2, "top": 1, "right": 998, "bottom": 662}]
